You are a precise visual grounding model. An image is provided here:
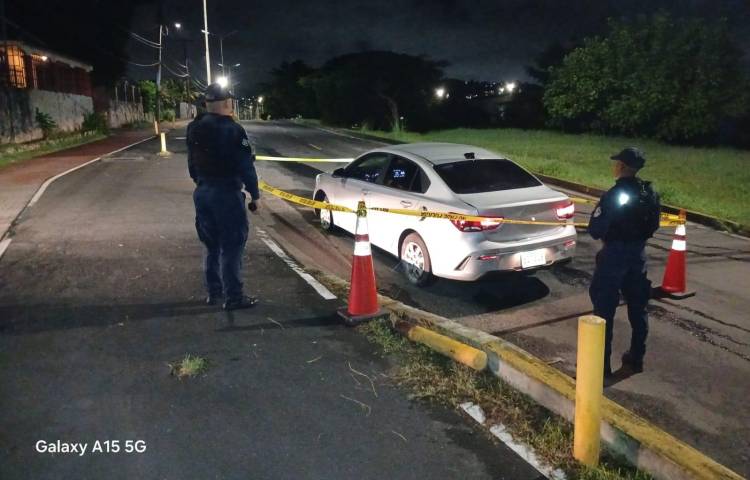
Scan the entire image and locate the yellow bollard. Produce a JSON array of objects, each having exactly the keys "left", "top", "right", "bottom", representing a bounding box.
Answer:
[
  {"left": 153, "top": 119, "right": 159, "bottom": 135},
  {"left": 158, "top": 132, "right": 171, "bottom": 156},
  {"left": 573, "top": 315, "right": 606, "bottom": 466}
]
